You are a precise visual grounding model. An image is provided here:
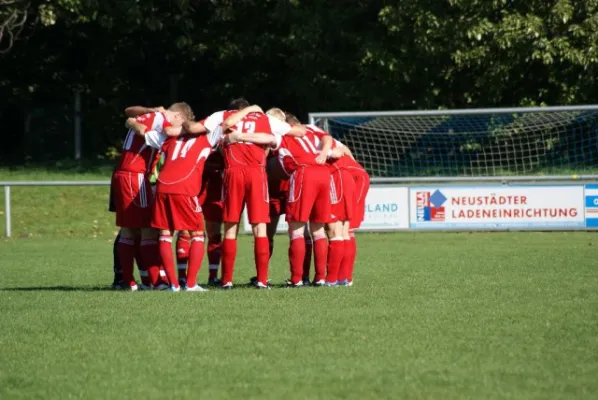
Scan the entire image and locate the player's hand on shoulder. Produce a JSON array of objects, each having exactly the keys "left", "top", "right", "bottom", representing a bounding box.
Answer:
[
  {"left": 328, "top": 148, "right": 344, "bottom": 159},
  {"left": 152, "top": 106, "right": 166, "bottom": 113},
  {"left": 225, "top": 129, "right": 243, "bottom": 144},
  {"left": 315, "top": 152, "right": 328, "bottom": 164}
]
